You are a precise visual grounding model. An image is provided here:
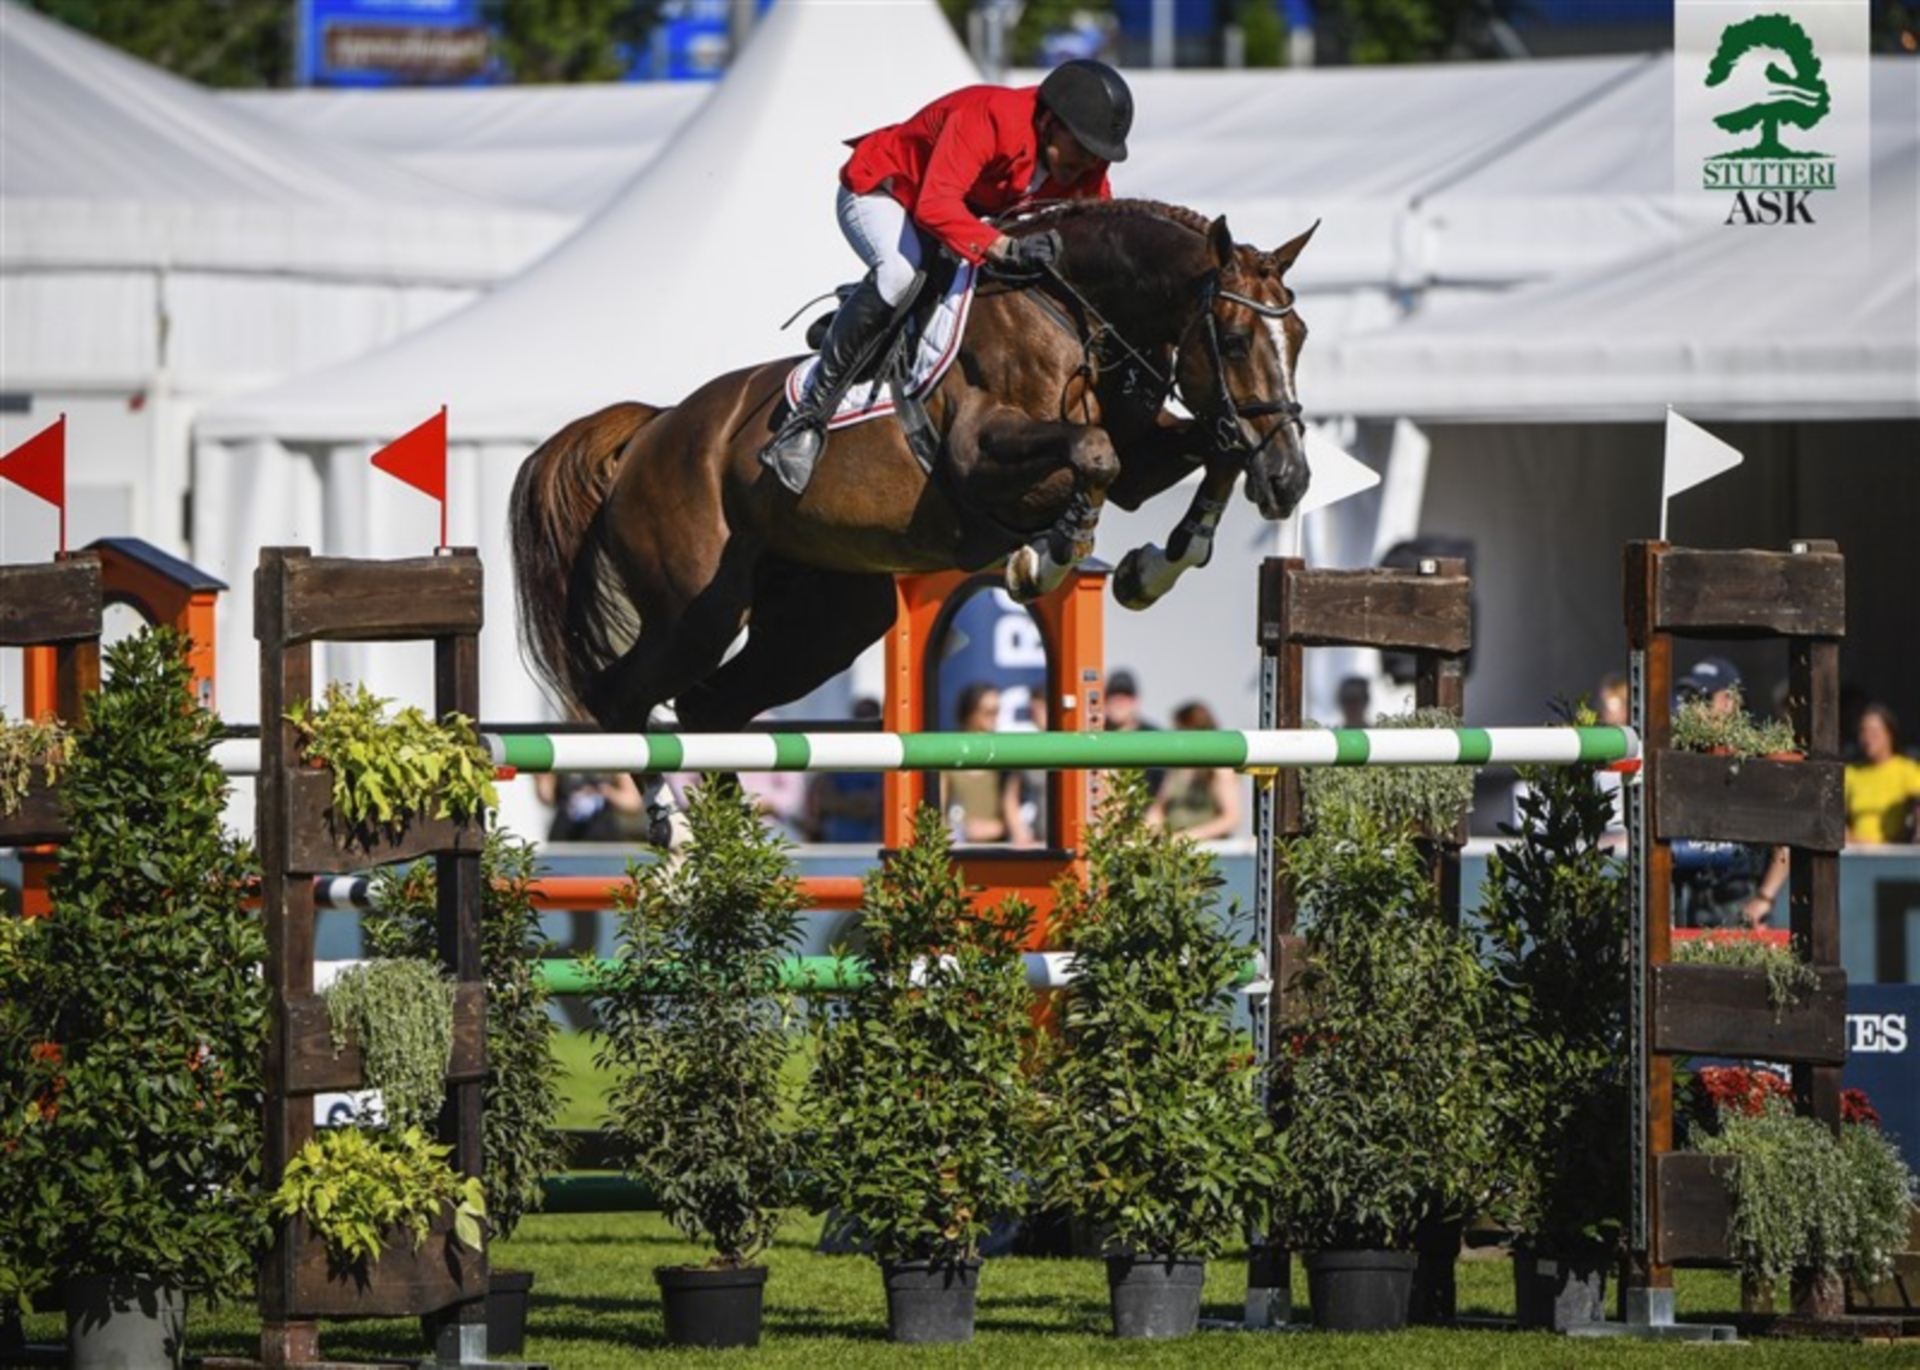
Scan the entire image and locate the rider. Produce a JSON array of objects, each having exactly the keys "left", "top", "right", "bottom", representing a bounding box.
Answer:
[{"left": 758, "top": 59, "right": 1135, "bottom": 496}]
